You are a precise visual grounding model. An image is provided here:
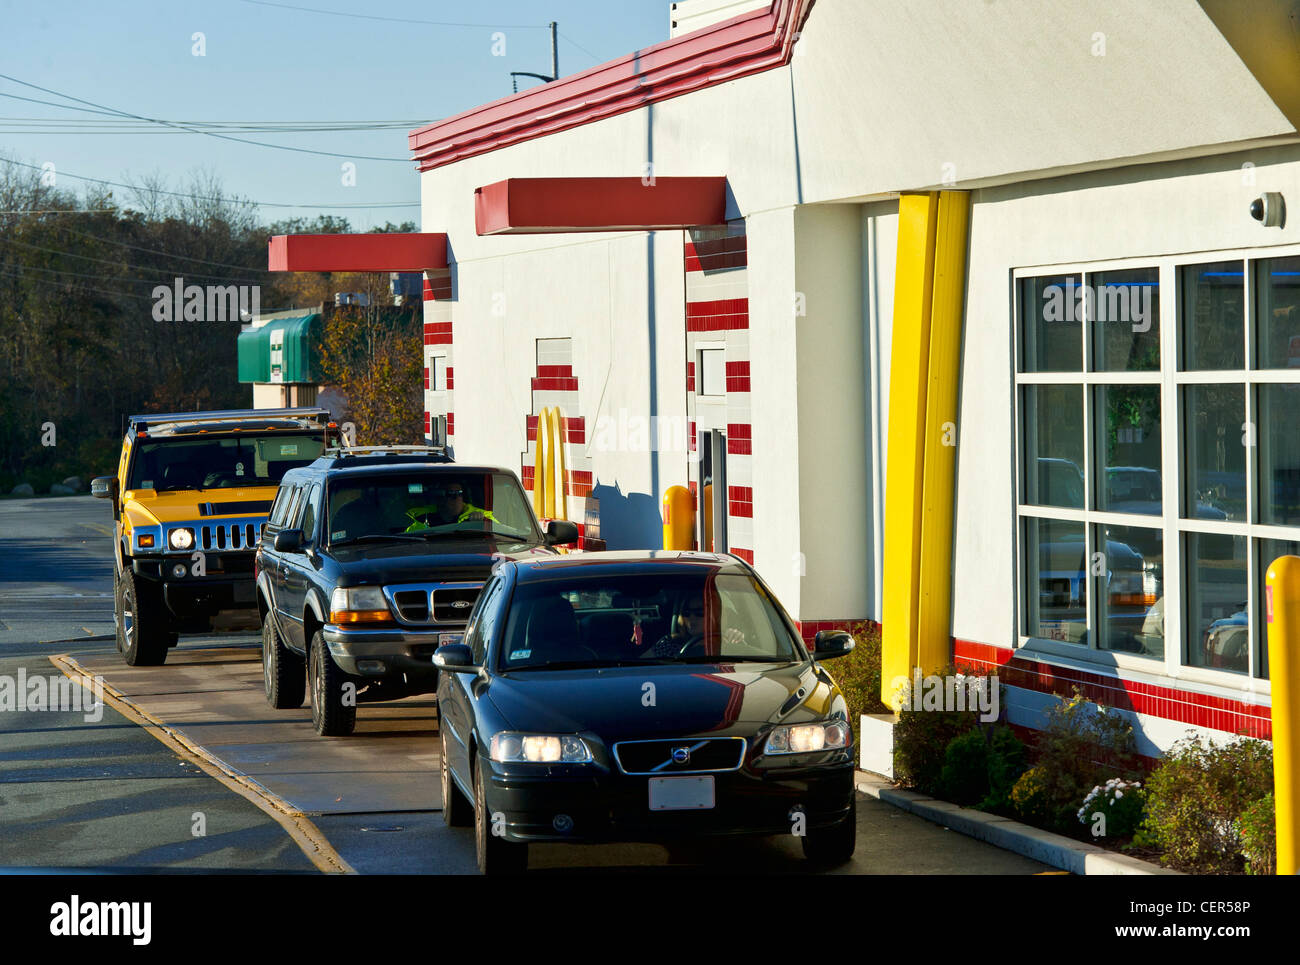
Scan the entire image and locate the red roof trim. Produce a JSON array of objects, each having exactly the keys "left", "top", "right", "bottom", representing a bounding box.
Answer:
[
  {"left": 267, "top": 233, "right": 448, "bottom": 272},
  {"left": 408, "top": 0, "right": 815, "bottom": 173}
]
